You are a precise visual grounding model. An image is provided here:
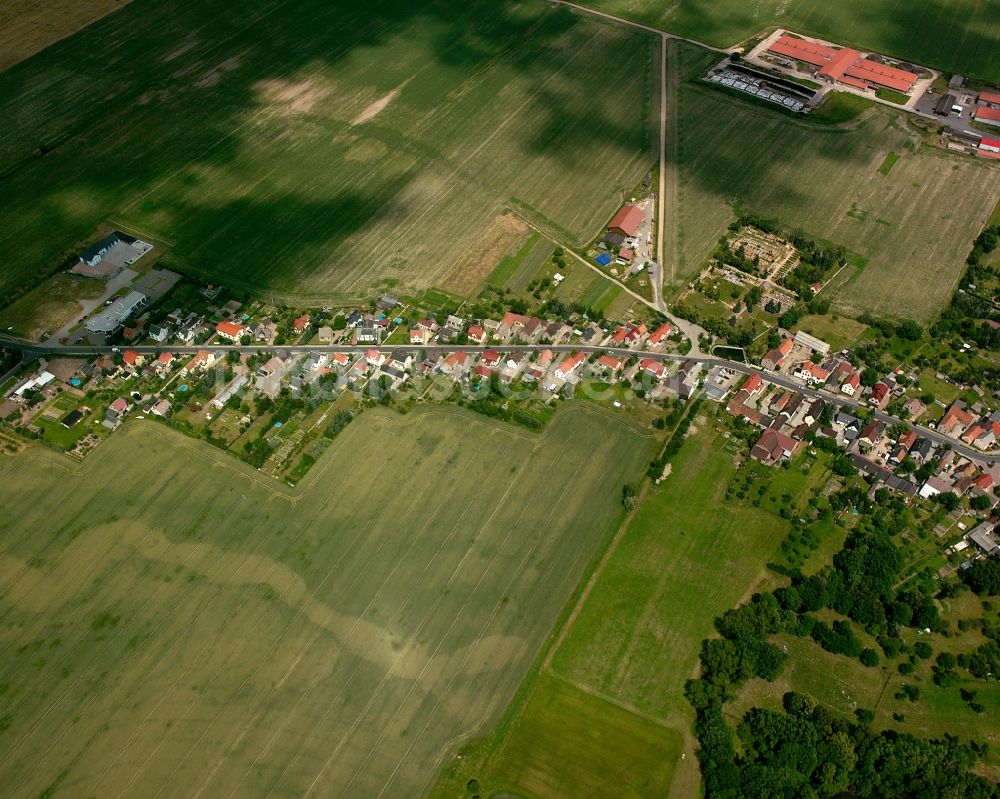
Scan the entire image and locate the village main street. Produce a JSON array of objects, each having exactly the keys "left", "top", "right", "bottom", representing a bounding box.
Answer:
[{"left": 3, "top": 334, "right": 999, "bottom": 465}]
